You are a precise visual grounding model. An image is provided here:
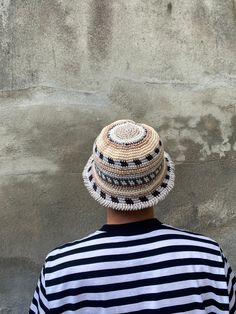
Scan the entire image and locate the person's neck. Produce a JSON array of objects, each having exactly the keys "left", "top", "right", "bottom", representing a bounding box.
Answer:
[{"left": 106, "top": 206, "right": 155, "bottom": 225}]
